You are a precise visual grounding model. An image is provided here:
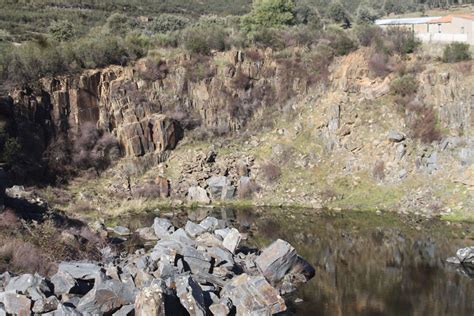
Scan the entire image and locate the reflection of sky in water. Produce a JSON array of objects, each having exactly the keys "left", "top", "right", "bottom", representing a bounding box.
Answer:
[{"left": 117, "top": 207, "right": 474, "bottom": 316}]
